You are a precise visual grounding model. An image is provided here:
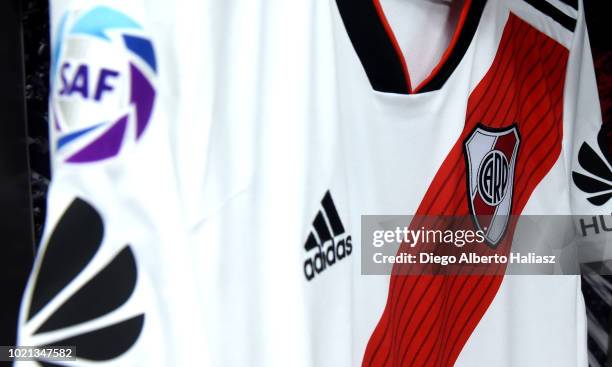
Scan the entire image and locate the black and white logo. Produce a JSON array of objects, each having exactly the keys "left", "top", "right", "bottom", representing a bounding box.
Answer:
[
  {"left": 20, "top": 198, "right": 144, "bottom": 365},
  {"left": 464, "top": 124, "right": 520, "bottom": 247},
  {"left": 303, "top": 191, "right": 352, "bottom": 281},
  {"left": 572, "top": 124, "right": 612, "bottom": 206},
  {"left": 478, "top": 150, "right": 510, "bottom": 206}
]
